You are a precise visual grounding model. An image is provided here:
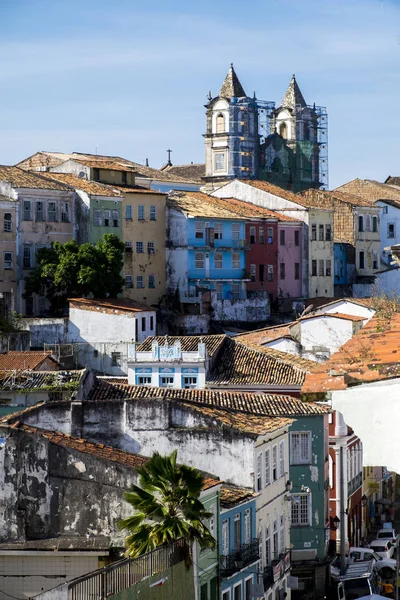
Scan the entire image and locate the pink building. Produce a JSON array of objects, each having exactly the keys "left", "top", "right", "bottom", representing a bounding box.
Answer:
[{"left": 277, "top": 221, "right": 303, "bottom": 303}]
